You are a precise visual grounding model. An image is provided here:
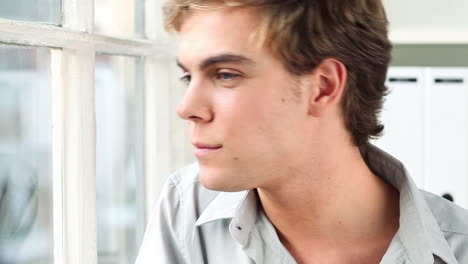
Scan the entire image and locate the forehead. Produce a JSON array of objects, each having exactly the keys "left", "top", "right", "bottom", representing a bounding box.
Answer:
[{"left": 177, "top": 7, "right": 265, "bottom": 66}]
